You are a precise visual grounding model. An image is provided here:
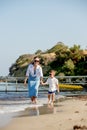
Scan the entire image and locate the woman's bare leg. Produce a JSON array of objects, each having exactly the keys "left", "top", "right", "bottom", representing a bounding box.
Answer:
[{"left": 31, "top": 96, "right": 36, "bottom": 103}]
